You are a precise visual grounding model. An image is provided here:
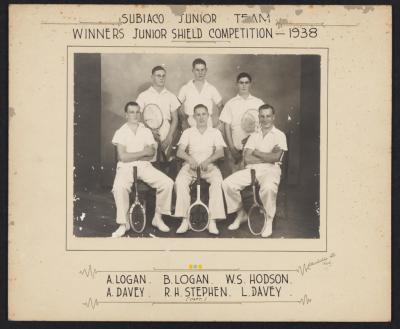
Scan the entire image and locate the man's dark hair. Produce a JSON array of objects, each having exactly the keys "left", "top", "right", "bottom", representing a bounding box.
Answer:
[
  {"left": 124, "top": 101, "right": 140, "bottom": 113},
  {"left": 192, "top": 58, "right": 207, "bottom": 69},
  {"left": 151, "top": 65, "right": 166, "bottom": 75},
  {"left": 193, "top": 103, "right": 208, "bottom": 114},
  {"left": 258, "top": 104, "right": 275, "bottom": 114},
  {"left": 236, "top": 72, "right": 252, "bottom": 83}
]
